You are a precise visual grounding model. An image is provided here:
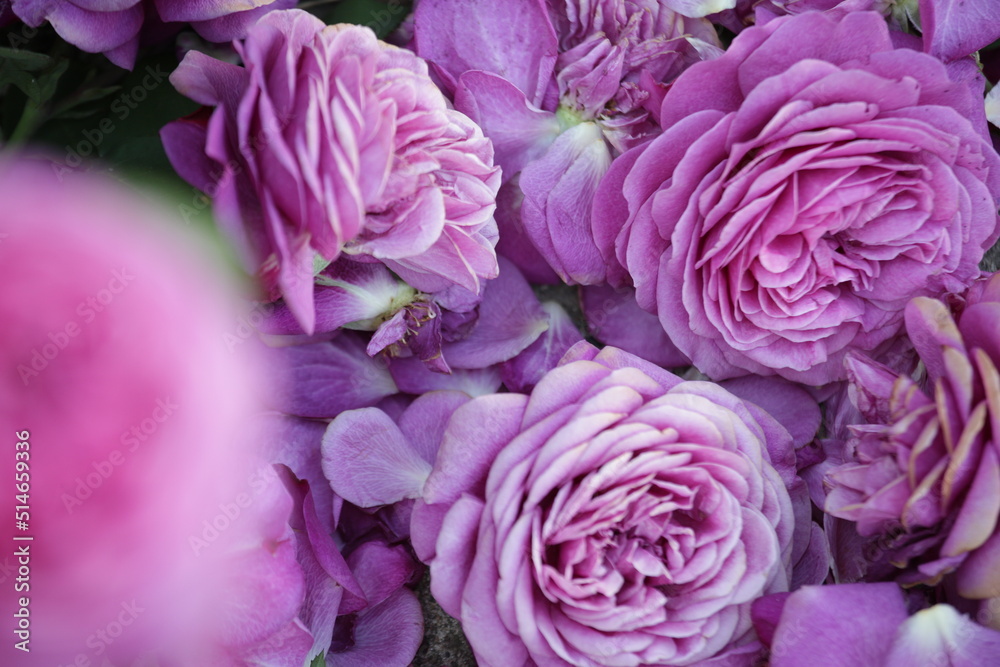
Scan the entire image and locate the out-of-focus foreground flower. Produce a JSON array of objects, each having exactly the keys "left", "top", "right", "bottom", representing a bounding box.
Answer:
[
  {"left": 825, "top": 272, "right": 1000, "bottom": 596},
  {"left": 163, "top": 9, "right": 501, "bottom": 335},
  {"left": 595, "top": 10, "right": 1000, "bottom": 385},
  {"left": 9, "top": 0, "right": 296, "bottom": 68},
  {"left": 0, "top": 157, "right": 274, "bottom": 665}
]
